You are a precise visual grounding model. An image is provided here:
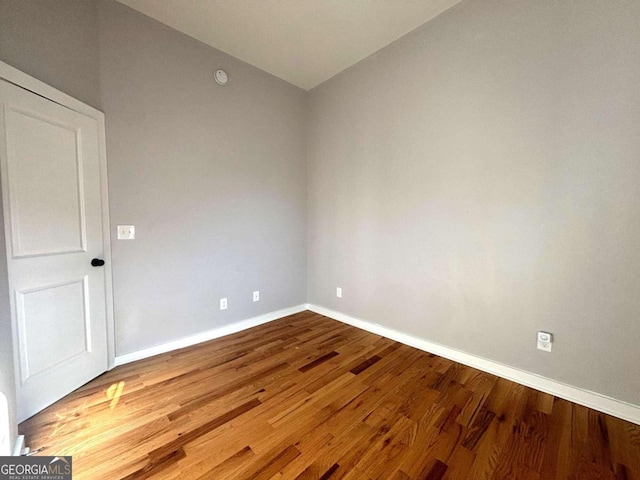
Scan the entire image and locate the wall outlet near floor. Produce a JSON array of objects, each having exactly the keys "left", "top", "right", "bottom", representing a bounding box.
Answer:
[
  {"left": 220, "top": 298, "right": 227, "bottom": 310},
  {"left": 336, "top": 287, "right": 342, "bottom": 298},
  {"left": 537, "top": 331, "right": 553, "bottom": 352},
  {"left": 253, "top": 291, "right": 260, "bottom": 302}
]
